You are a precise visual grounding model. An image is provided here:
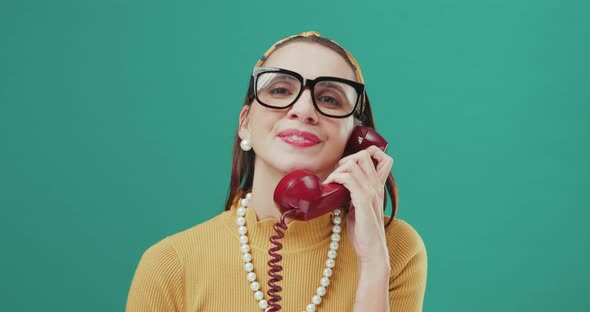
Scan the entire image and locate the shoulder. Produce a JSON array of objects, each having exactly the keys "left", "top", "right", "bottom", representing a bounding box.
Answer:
[
  {"left": 127, "top": 213, "right": 231, "bottom": 312},
  {"left": 383, "top": 217, "right": 428, "bottom": 275},
  {"left": 144, "top": 211, "right": 230, "bottom": 261},
  {"left": 132, "top": 210, "right": 230, "bottom": 272}
]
